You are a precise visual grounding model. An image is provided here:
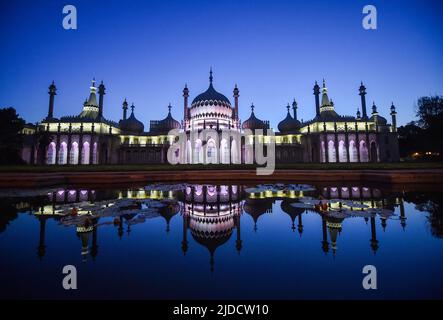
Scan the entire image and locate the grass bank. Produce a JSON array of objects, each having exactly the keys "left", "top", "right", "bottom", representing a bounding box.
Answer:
[{"left": 1, "top": 162, "right": 443, "bottom": 173}]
